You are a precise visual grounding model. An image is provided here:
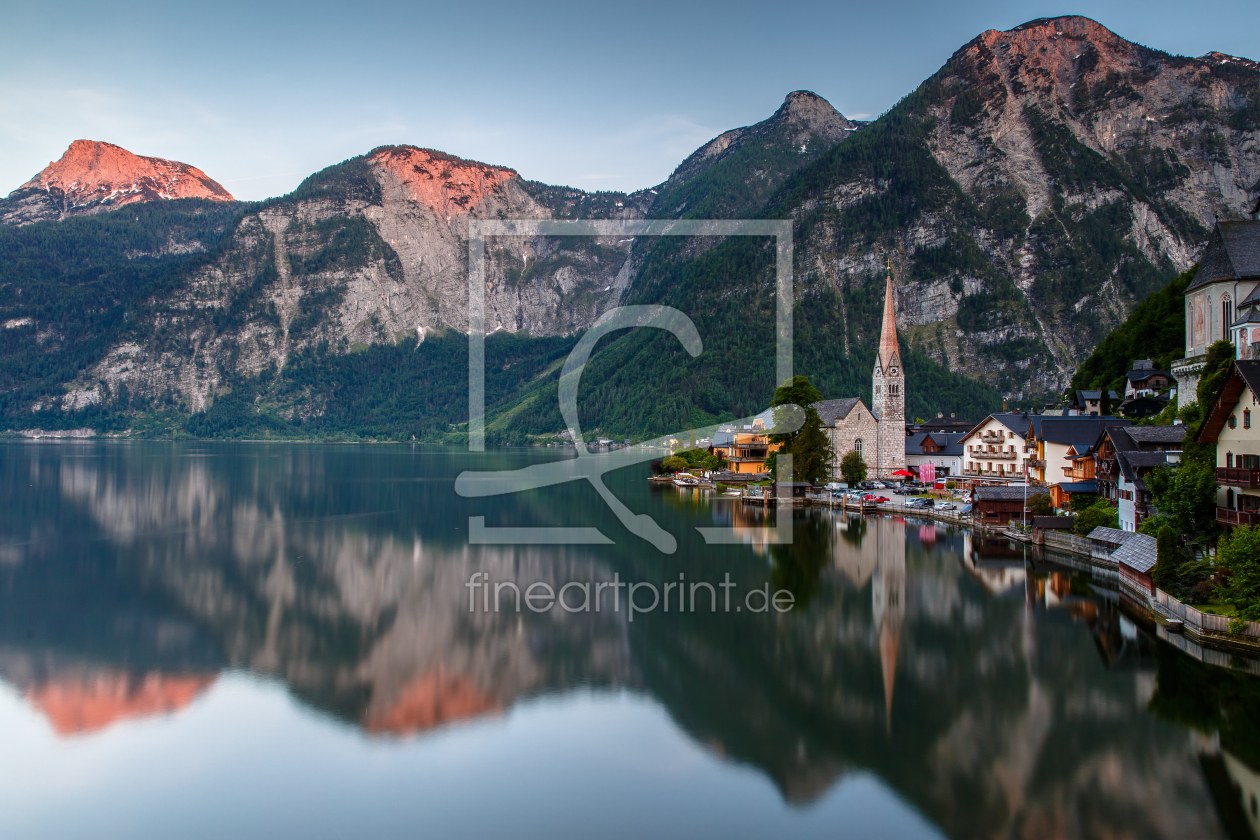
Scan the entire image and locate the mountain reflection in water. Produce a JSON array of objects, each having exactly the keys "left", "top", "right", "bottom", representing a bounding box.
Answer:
[{"left": 0, "top": 441, "right": 1256, "bottom": 840}]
